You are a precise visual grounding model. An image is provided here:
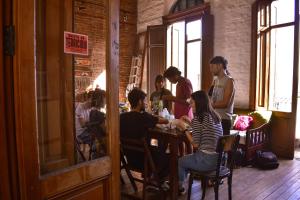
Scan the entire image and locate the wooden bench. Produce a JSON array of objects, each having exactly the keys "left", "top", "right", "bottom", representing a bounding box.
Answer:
[{"left": 230, "top": 110, "right": 272, "bottom": 164}]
